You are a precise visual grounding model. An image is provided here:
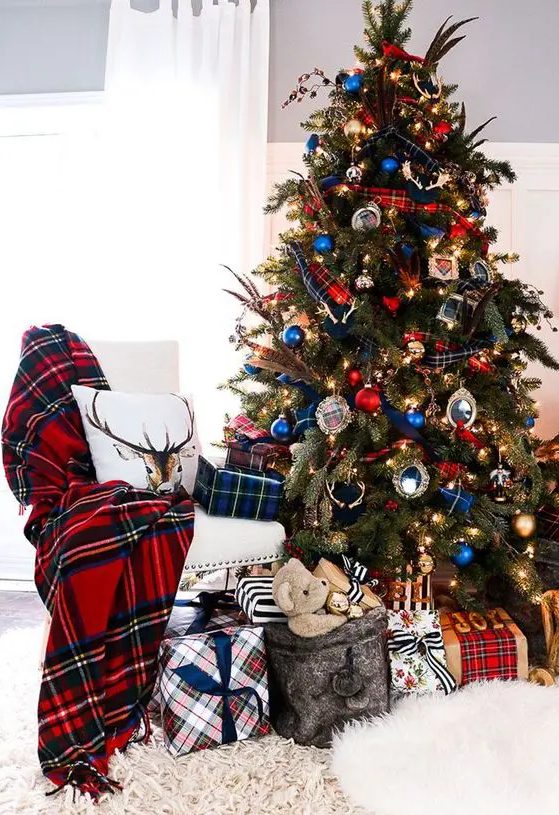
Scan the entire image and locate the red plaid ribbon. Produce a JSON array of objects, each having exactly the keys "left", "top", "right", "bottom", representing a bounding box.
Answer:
[
  {"left": 227, "top": 415, "right": 269, "bottom": 441},
  {"left": 454, "top": 625, "right": 518, "bottom": 685},
  {"left": 324, "top": 184, "right": 488, "bottom": 251}
]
